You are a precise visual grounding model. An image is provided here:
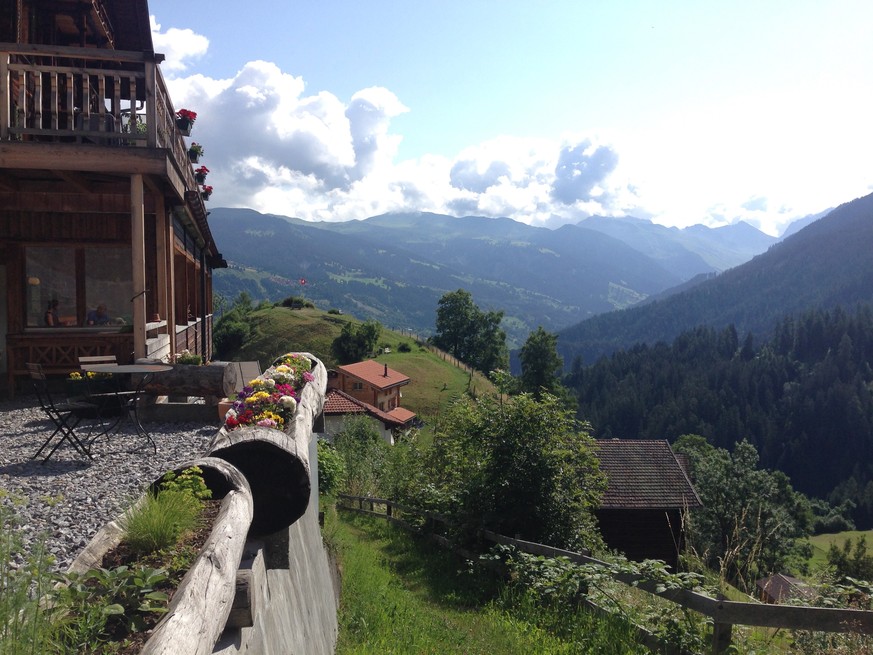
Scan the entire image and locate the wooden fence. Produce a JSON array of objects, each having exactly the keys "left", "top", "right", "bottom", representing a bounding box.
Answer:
[{"left": 337, "top": 494, "right": 873, "bottom": 655}]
